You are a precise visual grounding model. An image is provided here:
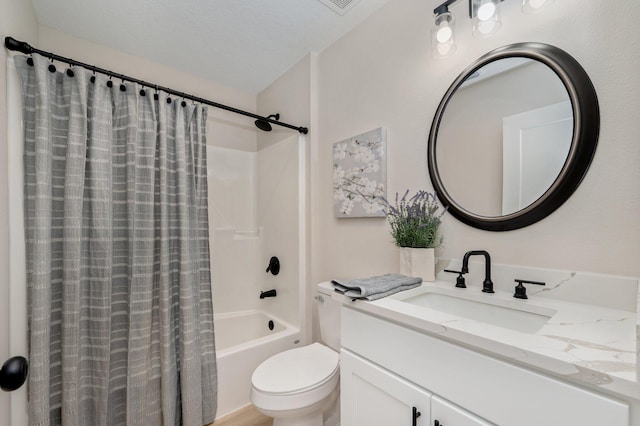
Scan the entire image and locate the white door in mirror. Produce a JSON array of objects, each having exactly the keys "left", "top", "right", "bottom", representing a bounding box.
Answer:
[{"left": 502, "top": 100, "right": 573, "bottom": 214}]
